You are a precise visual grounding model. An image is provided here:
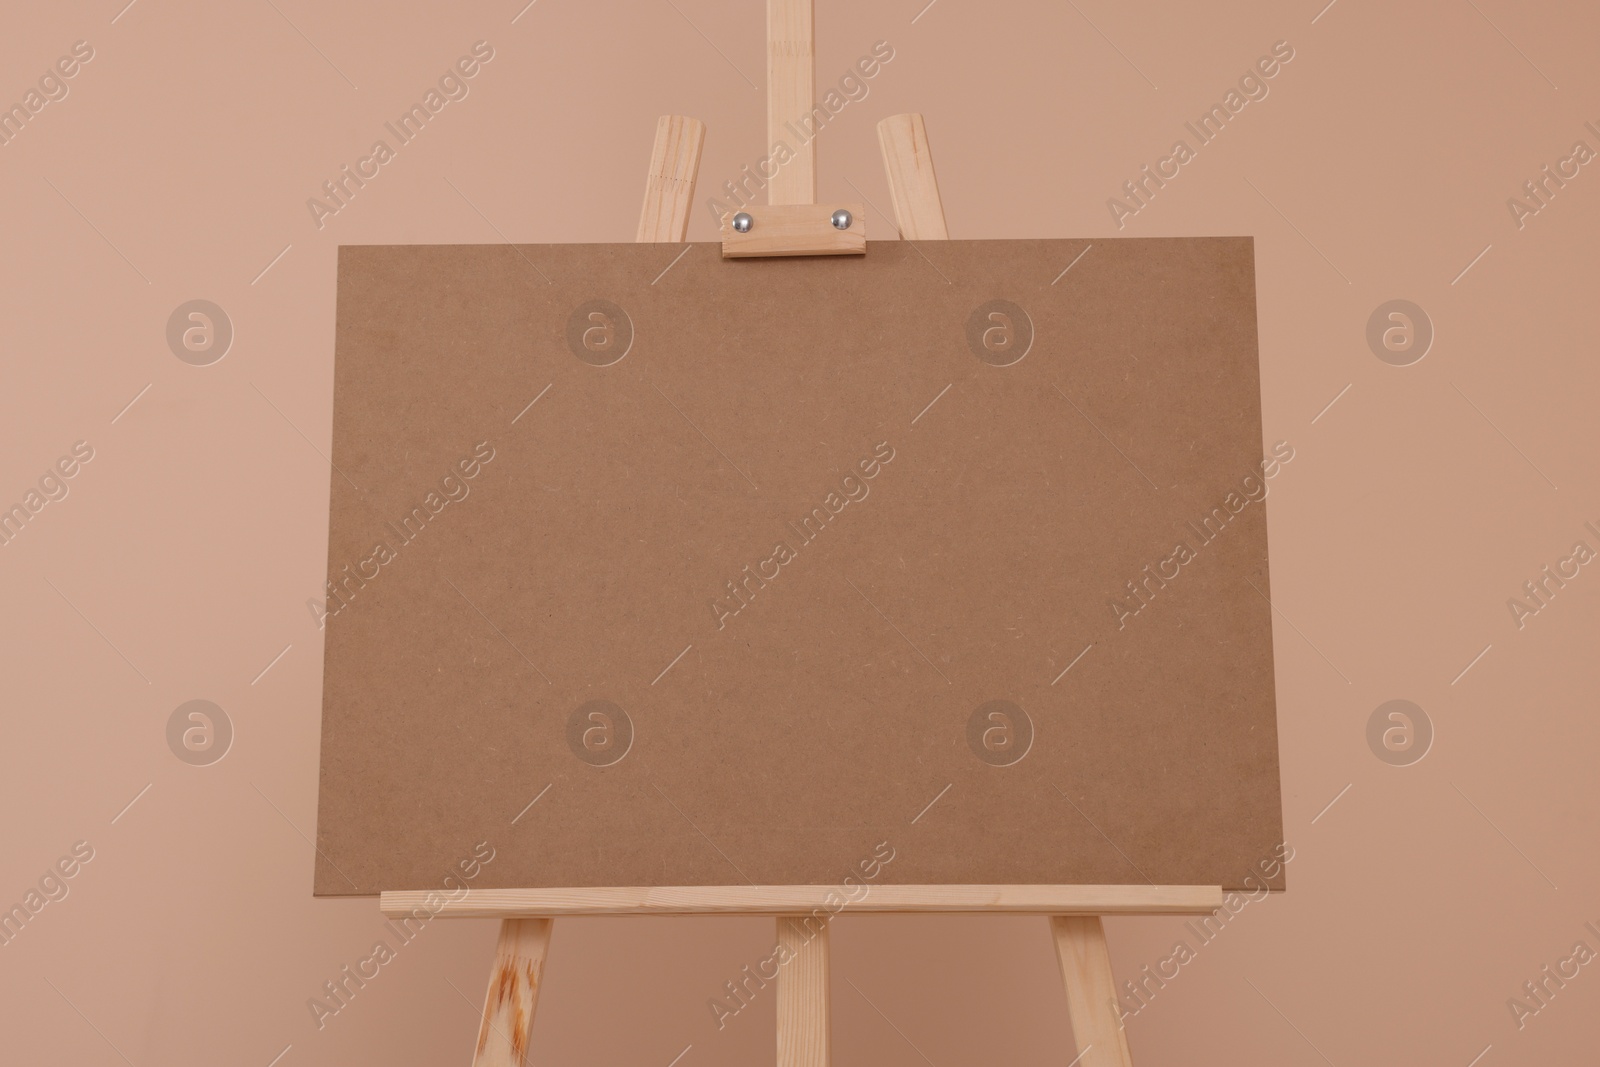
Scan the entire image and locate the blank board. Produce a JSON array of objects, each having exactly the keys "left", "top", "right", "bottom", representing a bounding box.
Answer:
[{"left": 313, "top": 237, "right": 1284, "bottom": 895}]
